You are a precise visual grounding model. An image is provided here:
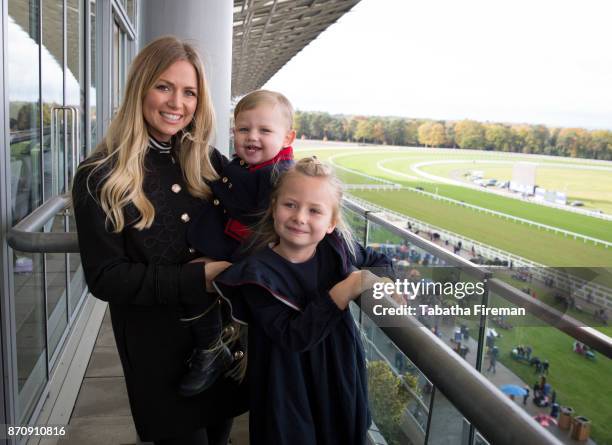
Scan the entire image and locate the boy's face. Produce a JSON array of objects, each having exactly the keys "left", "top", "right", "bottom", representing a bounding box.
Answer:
[{"left": 233, "top": 104, "right": 296, "bottom": 165}]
